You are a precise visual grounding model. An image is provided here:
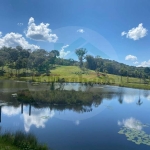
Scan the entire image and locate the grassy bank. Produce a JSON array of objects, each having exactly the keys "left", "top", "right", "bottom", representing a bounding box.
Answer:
[
  {"left": 1, "top": 65, "right": 150, "bottom": 90},
  {"left": 0, "top": 131, "right": 49, "bottom": 150}
]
